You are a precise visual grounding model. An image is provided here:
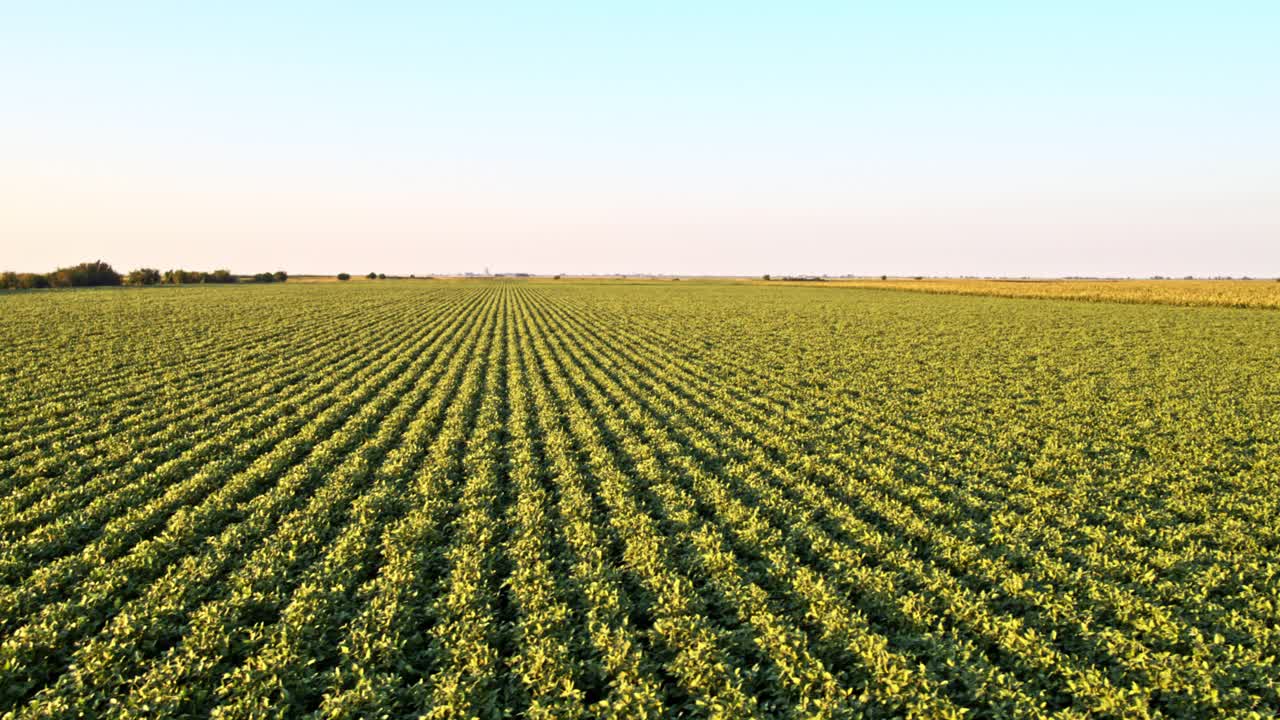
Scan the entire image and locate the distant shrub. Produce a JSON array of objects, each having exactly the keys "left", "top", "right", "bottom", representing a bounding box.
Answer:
[
  {"left": 378, "top": 273, "right": 386, "bottom": 280},
  {"left": 367, "top": 272, "right": 378, "bottom": 280},
  {"left": 2, "top": 272, "right": 52, "bottom": 289},
  {"left": 248, "top": 271, "right": 289, "bottom": 283},
  {"left": 337, "top": 273, "right": 351, "bottom": 281},
  {"left": 5, "top": 264, "right": 281, "bottom": 290},
  {"left": 161, "top": 268, "right": 235, "bottom": 284},
  {"left": 19, "top": 273, "right": 51, "bottom": 289},
  {"left": 164, "top": 269, "right": 205, "bottom": 284},
  {"left": 50, "top": 260, "right": 121, "bottom": 287},
  {"left": 126, "top": 268, "right": 162, "bottom": 285},
  {"left": 554, "top": 274, "right": 562, "bottom": 280},
  {"left": 762, "top": 274, "right": 771, "bottom": 281}
]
